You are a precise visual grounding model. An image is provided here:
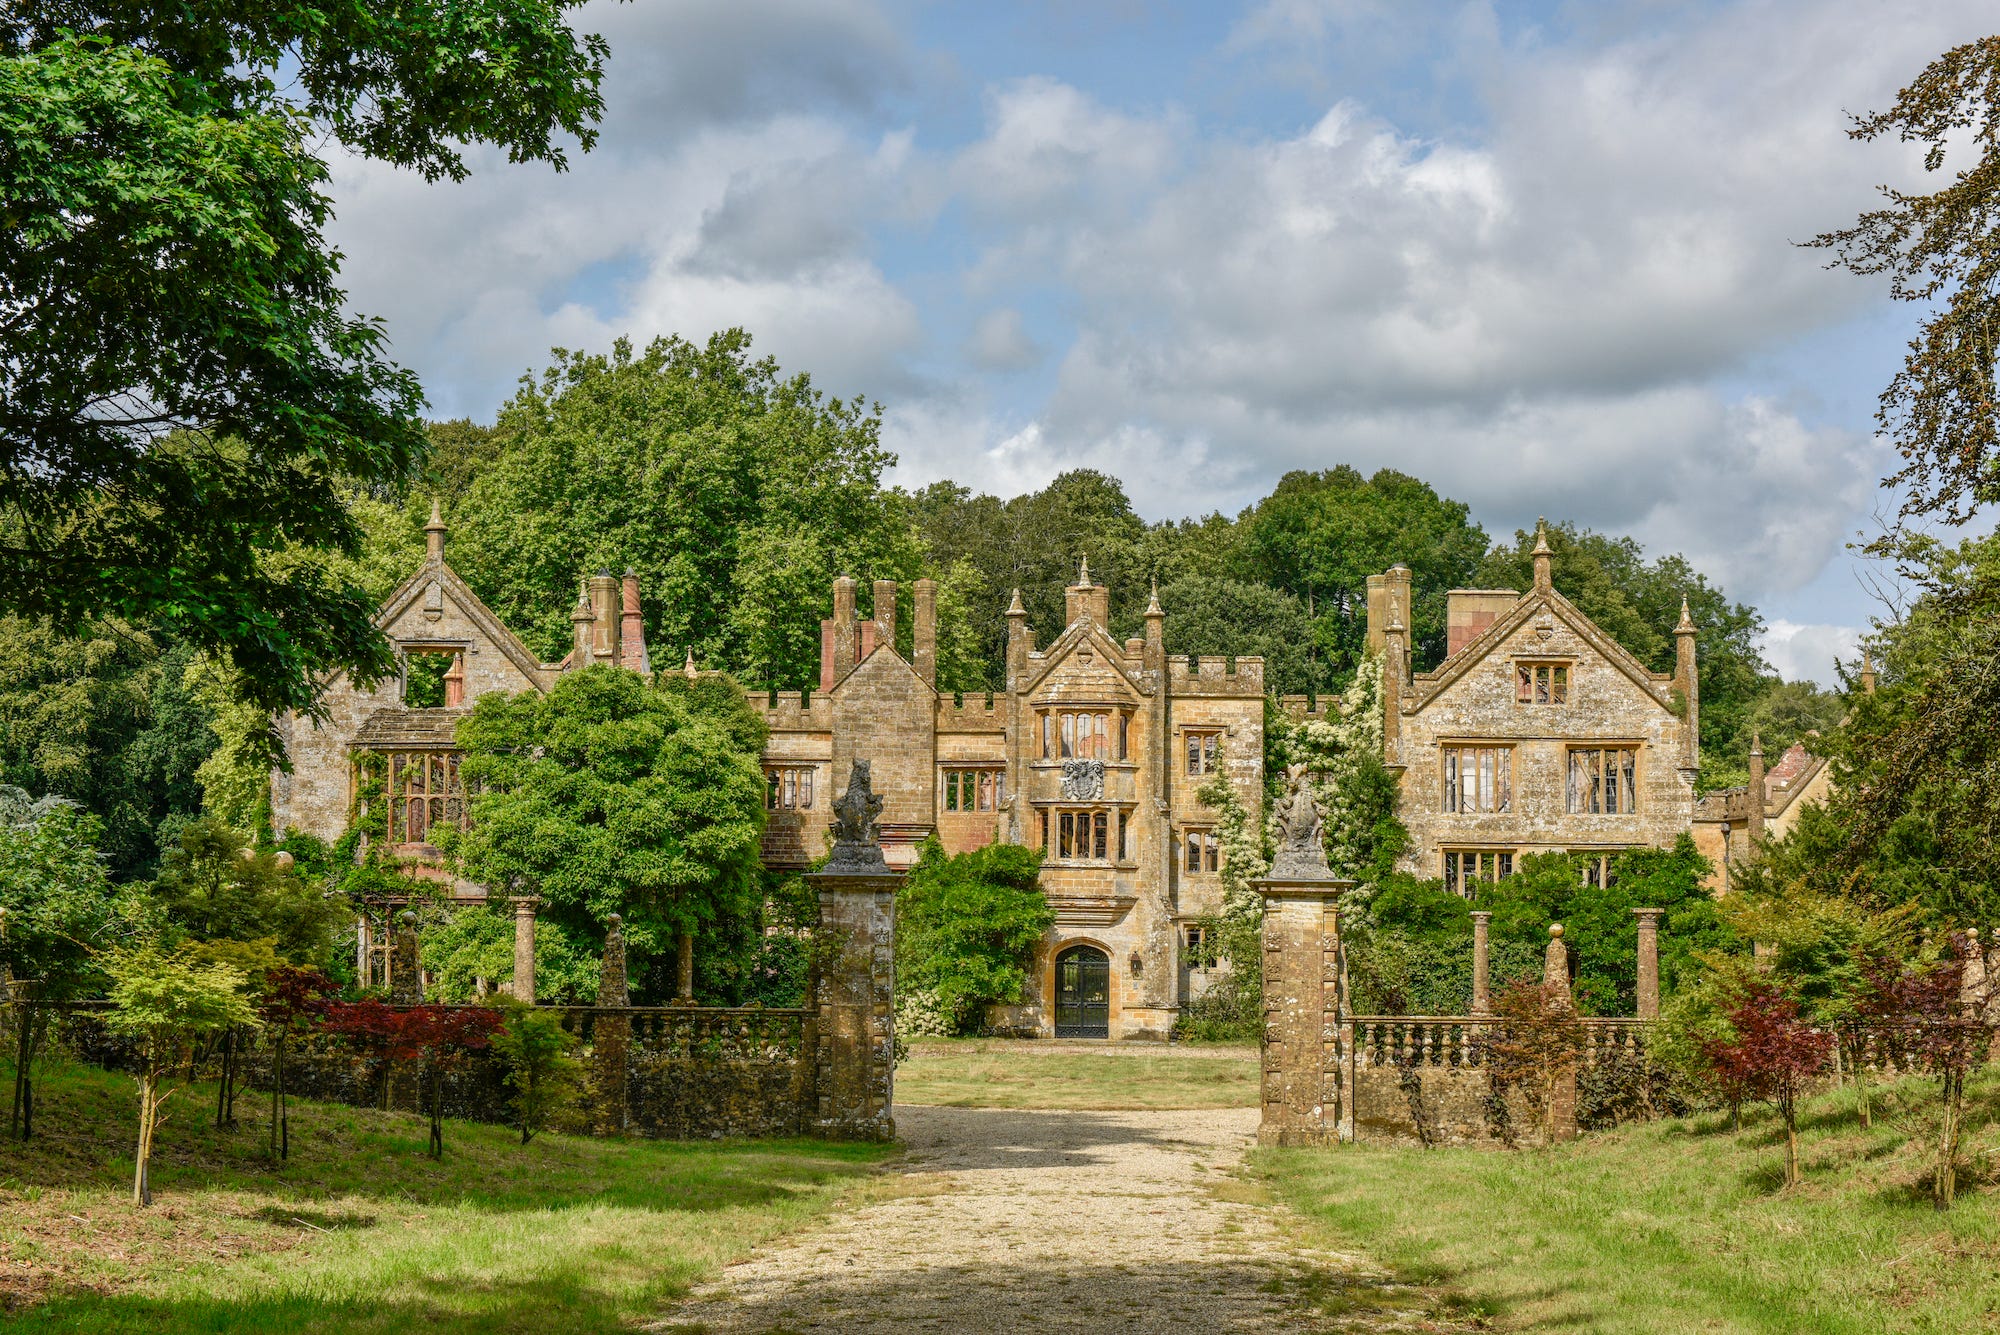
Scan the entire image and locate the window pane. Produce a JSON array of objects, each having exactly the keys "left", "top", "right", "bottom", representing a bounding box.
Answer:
[
  {"left": 1478, "top": 749, "right": 1494, "bottom": 812},
  {"left": 1119, "top": 713, "right": 1130, "bottom": 760},
  {"left": 1042, "top": 713, "right": 1052, "bottom": 758},
  {"left": 1206, "top": 836, "right": 1218, "bottom": 872},
  {"left": 1186, "top": 834, "right": 1199, "bottom": 871},
  {"left": 1444, "top": 750, "right": 1458, "bottom": 812},
  {"left": 1553, "top": 666, "right": 1569, "bottom": 704},
  {"left": 1621, "top": 750, "right": 1637, "bottom": 813},
  {"left": 1061, "top": 713, "right": 1075, "bottom": 758},
  {"left": 1497, "top": 752, "right": 1512, "bottom": 812},
  {"left": 1499, "top": 852, "right": 1513, "bottom": 879},
  {"left": 1094, "top": 811, "right": 1108, "bottom": 859},
  {"left": 1536, "top": 666, "right": 1550, "bottom": 704},
  {"left": 1118, "top": 812, "right": 1128, "bottom": 860},
  {"left": 1517, "top": 666, "right": 1533, "bottom": 703}
]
